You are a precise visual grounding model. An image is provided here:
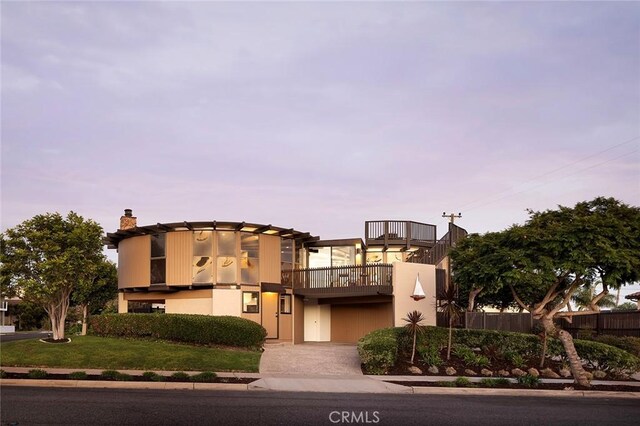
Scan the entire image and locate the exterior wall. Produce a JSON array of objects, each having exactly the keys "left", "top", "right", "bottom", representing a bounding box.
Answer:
[
  {"left": 330, "top": 303, "right": 393, "bottom": 343},
  {"left": 392, "top": 262, "right": 436, "bottom": 327},
  {"left": 118, "top": 293, "right": 127, "bottom": 313},
  {"left": 211, "top": 289, "right": 242, "bottom": 316},
  {"left": 166, "top": 231, "right": 192, "bottom": 286},
  {"left": 166, "top": 297, "right": 212, "bottom": 315},
  {"left": 293, "top": 295, "right": 305, "bottom": 344},
  {"left": 279, "top": 292, "right": 292, "bottom": 341},
  {"left": 118, "top": 235, "right": 150, "bottom": 288},
  {"left": 259, "top": 235, "right": 281, "bottom": 283}
]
